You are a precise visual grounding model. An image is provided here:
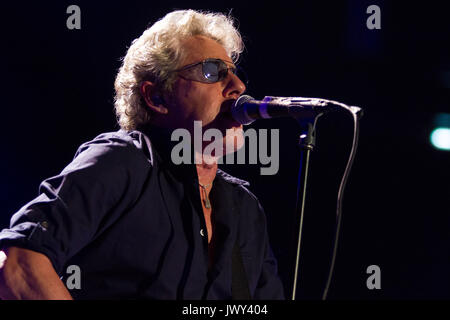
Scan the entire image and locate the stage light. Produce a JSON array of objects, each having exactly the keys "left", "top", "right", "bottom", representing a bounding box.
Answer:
[{"left": 430, "top": 127, "right": 450, "bottom": 151}]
